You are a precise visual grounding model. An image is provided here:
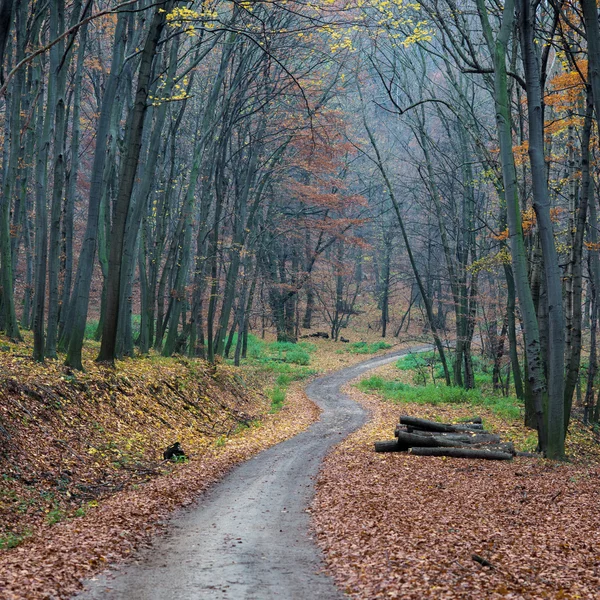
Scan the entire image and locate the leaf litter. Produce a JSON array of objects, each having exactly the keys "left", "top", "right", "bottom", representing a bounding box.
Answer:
[
  {"left": 312, "top": 380, "right": 600, "bottom": 599},
  {"left": 0, "top": 348, "right": 321, "bottom": 600}
]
